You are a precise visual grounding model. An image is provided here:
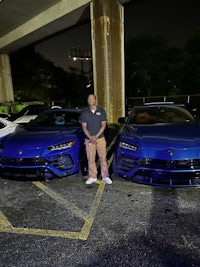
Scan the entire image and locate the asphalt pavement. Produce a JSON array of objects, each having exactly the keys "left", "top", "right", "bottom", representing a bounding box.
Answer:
[
  {"left": 0, "top": 176, "right": 200, "bottom": 267},
  {"left": 0, "top": 124, "right": 200, "bottom": 267}
]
